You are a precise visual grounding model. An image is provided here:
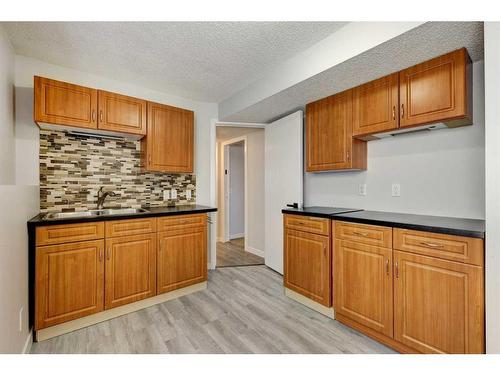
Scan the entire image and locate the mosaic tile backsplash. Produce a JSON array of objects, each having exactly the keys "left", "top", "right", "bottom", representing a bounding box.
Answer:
[{"left": 40, "top": 130, "right": 196, "bottom": 213}]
